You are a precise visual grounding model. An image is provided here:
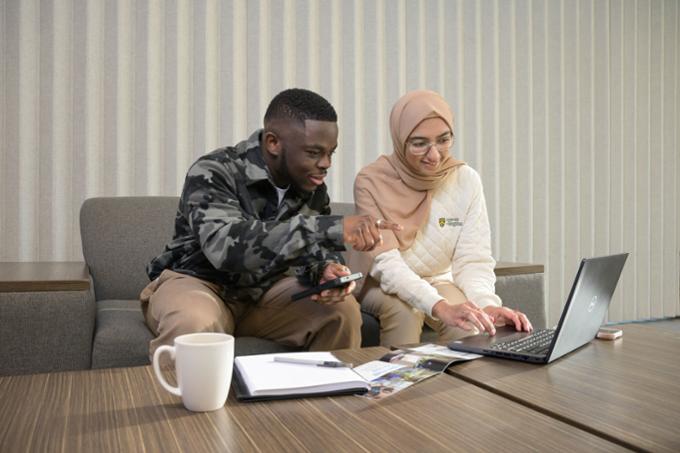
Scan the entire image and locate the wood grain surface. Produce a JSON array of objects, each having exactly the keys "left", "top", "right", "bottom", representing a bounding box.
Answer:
[
  {"left": 446, "top": 324, "right": 680, "bottom": 452},
  {"left": 493, "top": 261, "right": 544, "bottom": 276},
  {"left": 0, "top": 262, "right": 90, "bottom": 292},
  {"left": 0, "top": 348, "right": 622, "bottom": 452}
]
